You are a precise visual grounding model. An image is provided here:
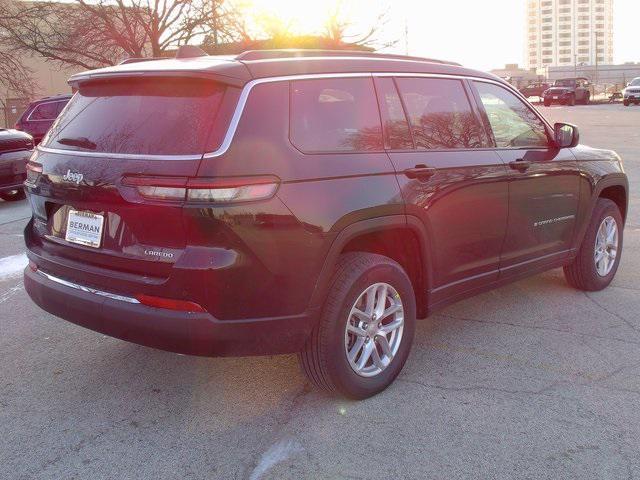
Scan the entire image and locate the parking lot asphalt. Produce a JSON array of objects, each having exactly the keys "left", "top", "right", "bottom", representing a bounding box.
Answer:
[{"left": 1, "top": 103, "right": 639, "bottom": 480}]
